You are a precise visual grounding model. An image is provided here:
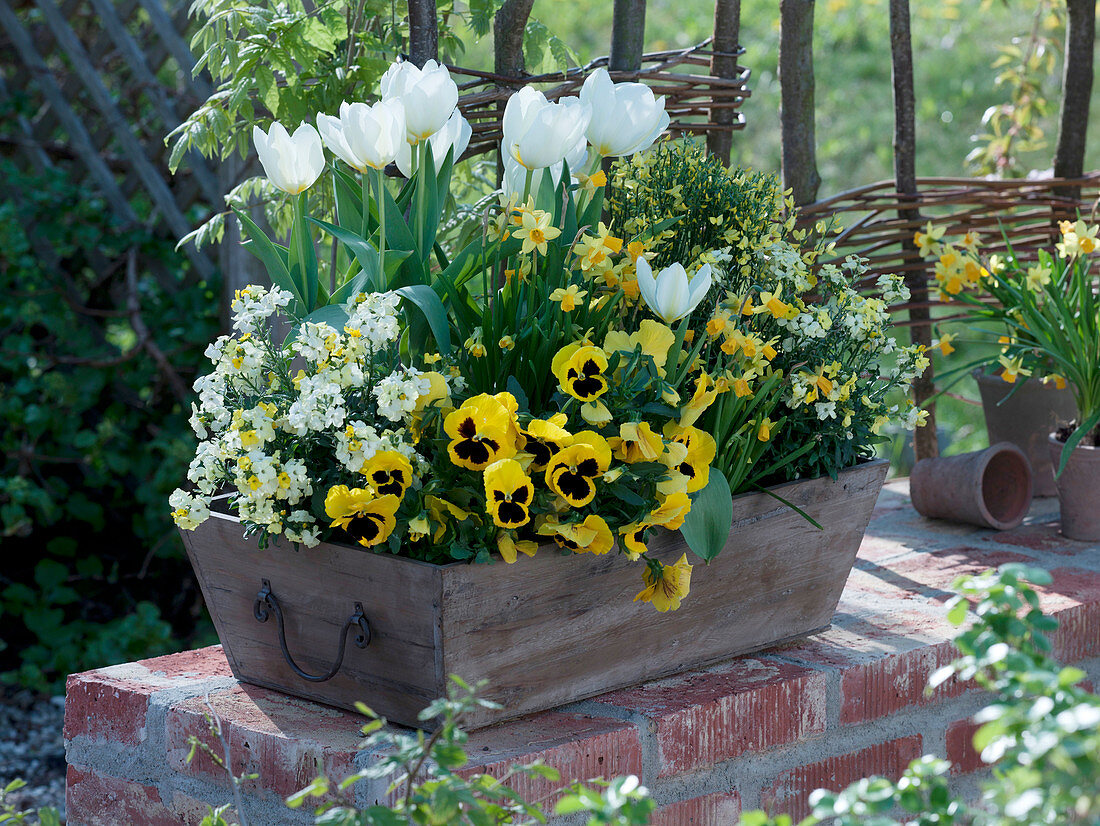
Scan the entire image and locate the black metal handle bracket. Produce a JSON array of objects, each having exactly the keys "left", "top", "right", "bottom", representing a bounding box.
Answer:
[{"left": 253, "top": 579, "right": 370, "bottom": 683}]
